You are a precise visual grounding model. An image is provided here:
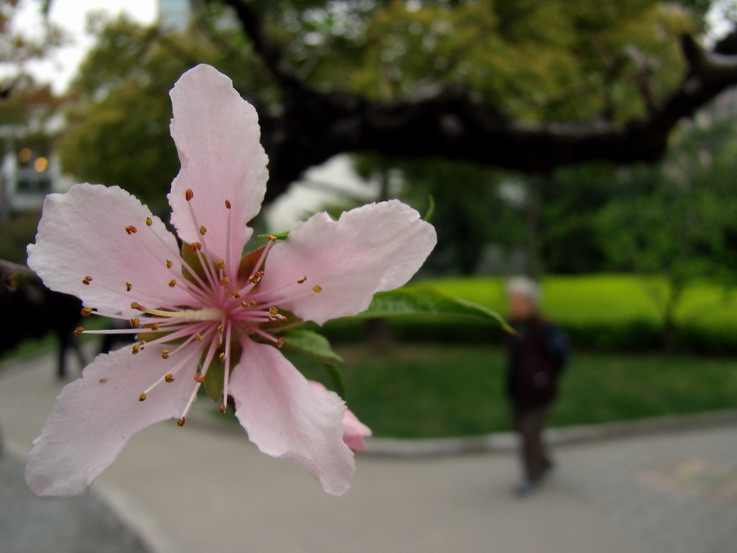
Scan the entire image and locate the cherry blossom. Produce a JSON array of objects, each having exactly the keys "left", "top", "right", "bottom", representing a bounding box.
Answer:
[{"left": 25, "top": 64, "right": 435, "bottom": 497}]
